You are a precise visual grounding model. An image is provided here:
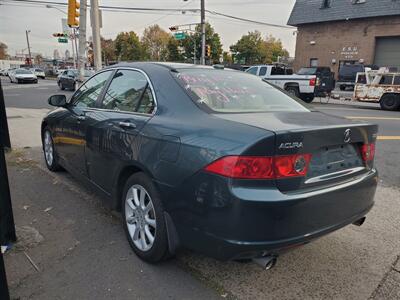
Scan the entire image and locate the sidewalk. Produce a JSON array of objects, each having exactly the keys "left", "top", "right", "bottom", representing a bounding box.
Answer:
[{"left": 4, "top": 150, "right": 220, "bottom": 299}]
